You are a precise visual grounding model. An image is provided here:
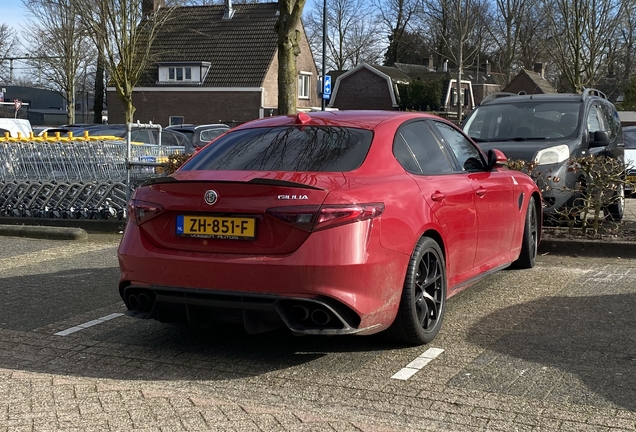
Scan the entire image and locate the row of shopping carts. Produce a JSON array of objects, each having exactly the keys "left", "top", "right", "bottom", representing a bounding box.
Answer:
[{"left": 0, "top": 139, "right": 184, "bottom": 220}]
